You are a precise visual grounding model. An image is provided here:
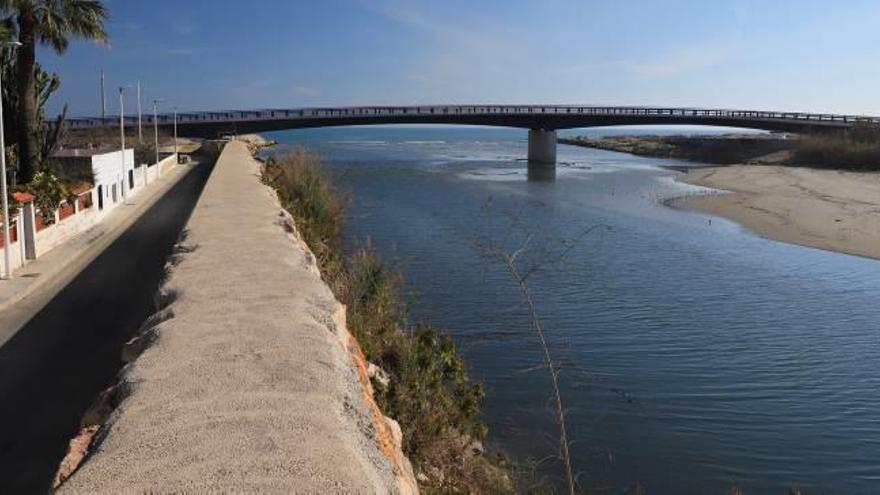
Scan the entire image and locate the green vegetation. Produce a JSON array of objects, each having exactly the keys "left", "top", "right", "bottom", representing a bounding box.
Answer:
[
  {"left": 1, "top": 45, "right": 67, "bottom": 172},
  {"left": 1, "top": 0, "right": 109, "bottom": 182},
  {"left": 262, "top": 148, "right": 512, "bottom": 493},
  {"left": 264, "top": 147, "right": 345, "bottom": 276},
  {"left": 28, "top": 170, "right": 76, "bottom": 223},
  {"left": 794, "top": 124, "right": 880, "bottom": 170}
]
